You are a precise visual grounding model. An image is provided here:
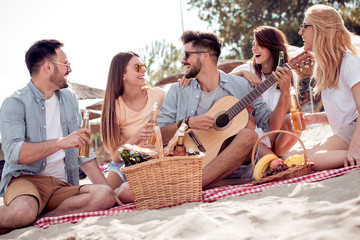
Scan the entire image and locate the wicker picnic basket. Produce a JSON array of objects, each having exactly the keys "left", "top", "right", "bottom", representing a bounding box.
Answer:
[
  {"left": 122, "top": 126, "right": 203, "bottom": 210},
  {"left": 251, "top": 130, "right": 314, "bottom": 185}
]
